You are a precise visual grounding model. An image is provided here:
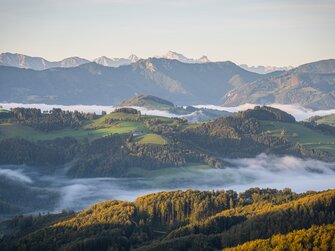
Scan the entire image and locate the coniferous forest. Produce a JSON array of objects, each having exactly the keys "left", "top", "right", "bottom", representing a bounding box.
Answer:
[{"left": 0, "top": 188, "right": 335, "bottom": 250}]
